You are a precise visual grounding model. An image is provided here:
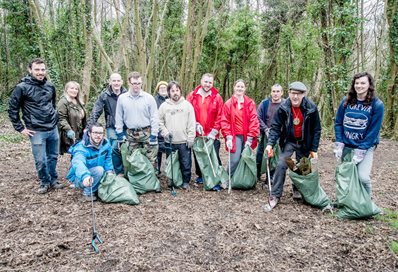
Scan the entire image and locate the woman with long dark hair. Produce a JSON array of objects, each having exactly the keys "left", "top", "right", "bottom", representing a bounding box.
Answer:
[{"left": 334, "top": 72, "right": 384, "bottom": 196}]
